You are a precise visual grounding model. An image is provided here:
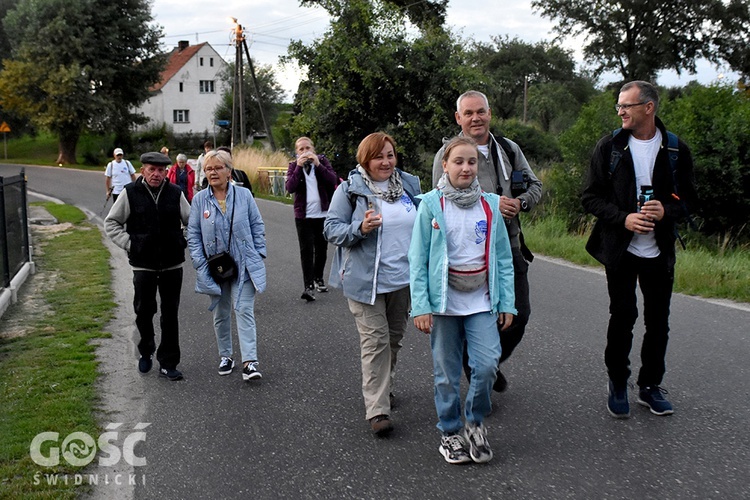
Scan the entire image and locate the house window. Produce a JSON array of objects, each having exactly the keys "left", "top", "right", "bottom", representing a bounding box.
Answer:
[
  {"left": 179, "top": 82, "right": 183, "bottom": 92},
  {"left": 173, "top": 110, "right": 190, "bottom": 123},
  {"left": 199, "top": 80, "right": 215, "bottom": 93},
  {"left": 210, "top": 58, "right": 214, "bottom": 67},
  {"left": 199, "top": 57, "right": 204, "bottom": 66}
]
